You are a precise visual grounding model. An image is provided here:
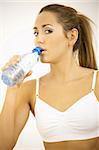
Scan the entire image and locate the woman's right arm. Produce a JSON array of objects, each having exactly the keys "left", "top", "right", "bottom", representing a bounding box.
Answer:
[
  {"left": 0, "top": 55, "right": 36, "bottom": 150},
  {"left": 0, "top": 79, "right": 36, "bottom": 150}
]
